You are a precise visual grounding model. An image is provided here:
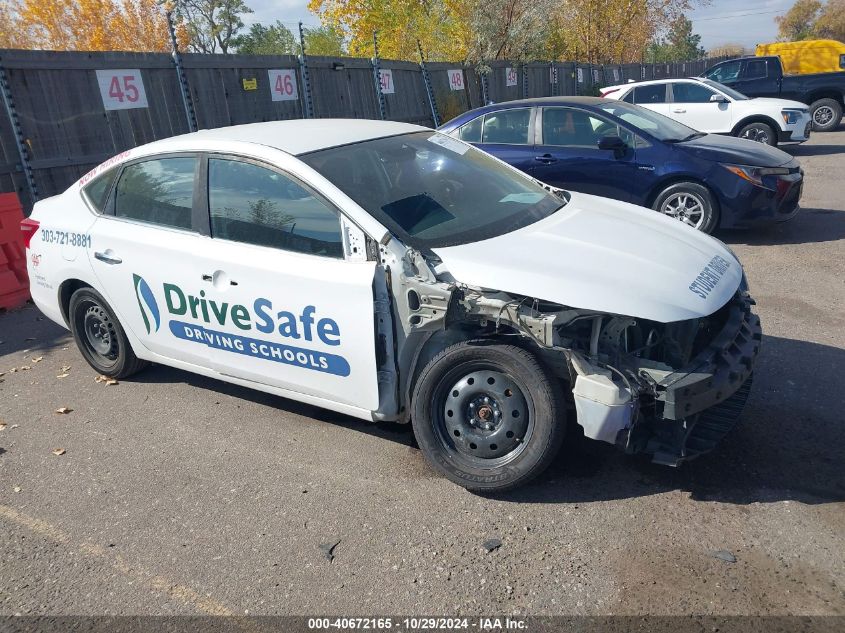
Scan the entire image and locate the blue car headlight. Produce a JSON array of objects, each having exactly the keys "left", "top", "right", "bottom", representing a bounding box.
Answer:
[{"left": 721, "top": 163, "right": 790, "bottom": 188}]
